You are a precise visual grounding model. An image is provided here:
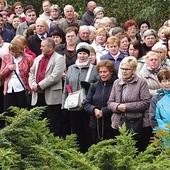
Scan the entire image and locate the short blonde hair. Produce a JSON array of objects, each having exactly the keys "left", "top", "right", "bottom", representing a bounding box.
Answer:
[
  {"left": 106, "top": 36, "right": 120, "bottom": 46},
  {"left": 95, "top": 28, "right": 108, "bottom": 38},
  {"left": 9, "top": 39, "right": 25, "bottom": 54},
  {"left": 144, "top": 51, "right": 161, "bottom": 62},
  {"left": 121, "top": 56, "right": 138, "bottom": 69}
]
